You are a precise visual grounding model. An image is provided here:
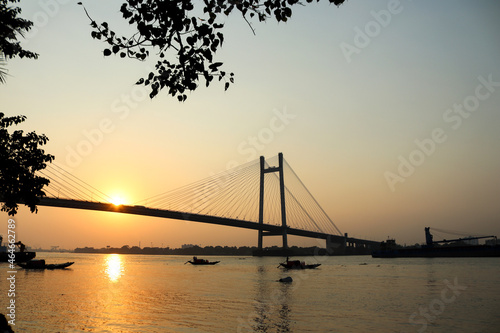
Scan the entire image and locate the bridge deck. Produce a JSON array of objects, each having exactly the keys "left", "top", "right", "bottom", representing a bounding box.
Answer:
[{"left": 37, "top": 197, "right": 380, "bottom": 247}]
